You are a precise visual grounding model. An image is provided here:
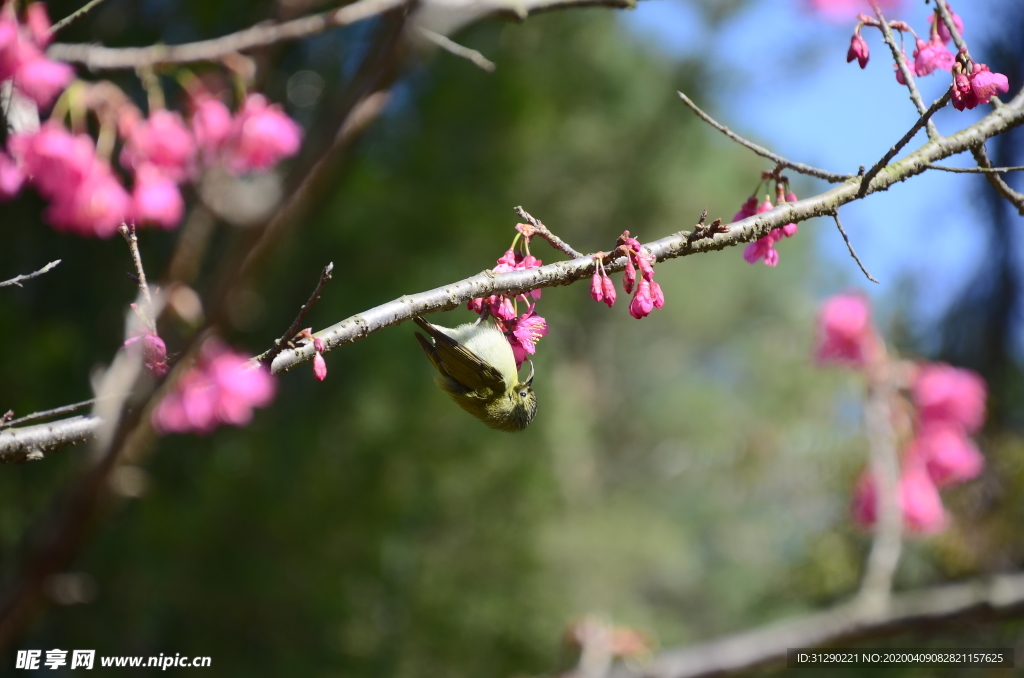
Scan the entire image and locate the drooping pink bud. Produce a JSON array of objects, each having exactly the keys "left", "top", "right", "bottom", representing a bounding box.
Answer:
[
  {"left": 629, "top": 279, "right": 654, "bottom": 320},
  {"left": 12, "top": 51, "right": 74, "bottom": 107},
  {"left": 601, "top": 275, "right": 616, "bottom": 308},
  {"left": 313, "top": 353, "right": 327, "bottom": 381},
  {"left": 929, "top": 6, "right": 963, "bottom": 45},
  {"left": 636, "top": 251, "right": 654, "bottom": 282},
  {"left": 623, "top": 257, "right": 636, "bottom": 294},
  {"left": 590, "top": 270, "right": 604, "bottom": 303},
  {"left": 847, "top": 33, "right": 869, "bottom": 69},
  {"left": 742, "top": 236, "right": 779, "bottom": 267},
  {"left": 650, "top": 281, "right": 665, "bottom": 310},
  {"left": 899, "top": 463, "right": 947, "bottom": 534},
  {"left": 313, "top": 336, "right": 326, "bottom": 353}
]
